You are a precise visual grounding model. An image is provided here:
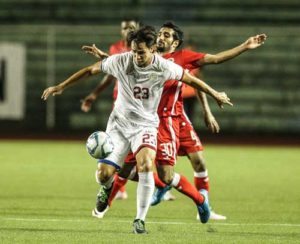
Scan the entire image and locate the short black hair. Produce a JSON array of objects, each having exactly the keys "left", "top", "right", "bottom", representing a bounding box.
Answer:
[
  {"left": 161, "top": 21, "right": 184, "bottom": 48},
  {"left": 127, "top": 25, "right": 157, "bottom": 48}
]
